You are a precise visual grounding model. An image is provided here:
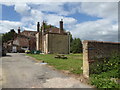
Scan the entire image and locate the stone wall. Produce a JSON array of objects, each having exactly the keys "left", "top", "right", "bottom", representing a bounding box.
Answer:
[
  {"left": 46, "top": 33, "right": 70, "bottom": 54},
  {"left": 83, "top": 40, "right": 120, "bottom": 78}
]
